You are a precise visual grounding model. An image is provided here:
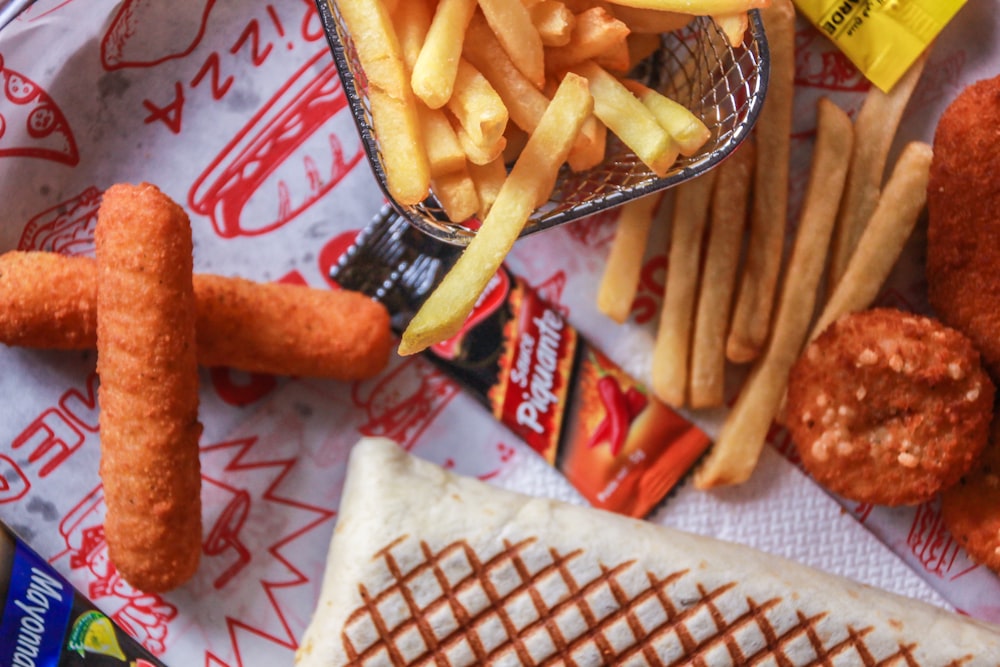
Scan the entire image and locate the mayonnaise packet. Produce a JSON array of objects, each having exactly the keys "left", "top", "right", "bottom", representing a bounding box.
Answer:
[{"left": 793, "top": 0, "right": 967, "bottom": 92}]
